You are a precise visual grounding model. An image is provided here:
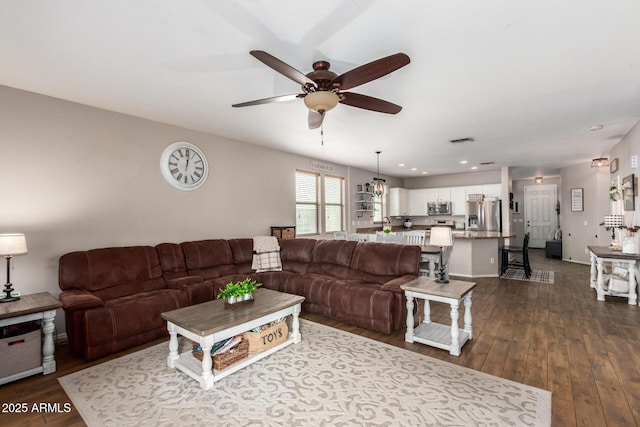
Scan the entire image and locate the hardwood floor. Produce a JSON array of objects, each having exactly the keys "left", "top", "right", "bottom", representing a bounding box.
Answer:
[{"left": 1, "top": 249, "right": 639, "bottom": 426}]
